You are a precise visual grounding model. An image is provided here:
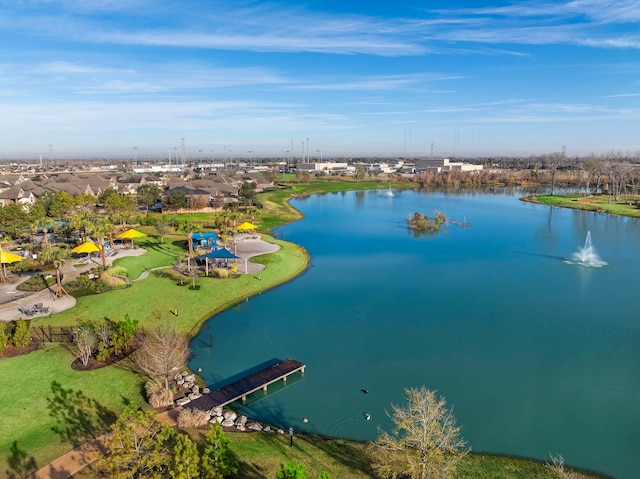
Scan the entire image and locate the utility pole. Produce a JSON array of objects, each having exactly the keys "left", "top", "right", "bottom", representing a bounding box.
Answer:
[{"left": 180, "top": 138, "right": 186, "bottom": 169}]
